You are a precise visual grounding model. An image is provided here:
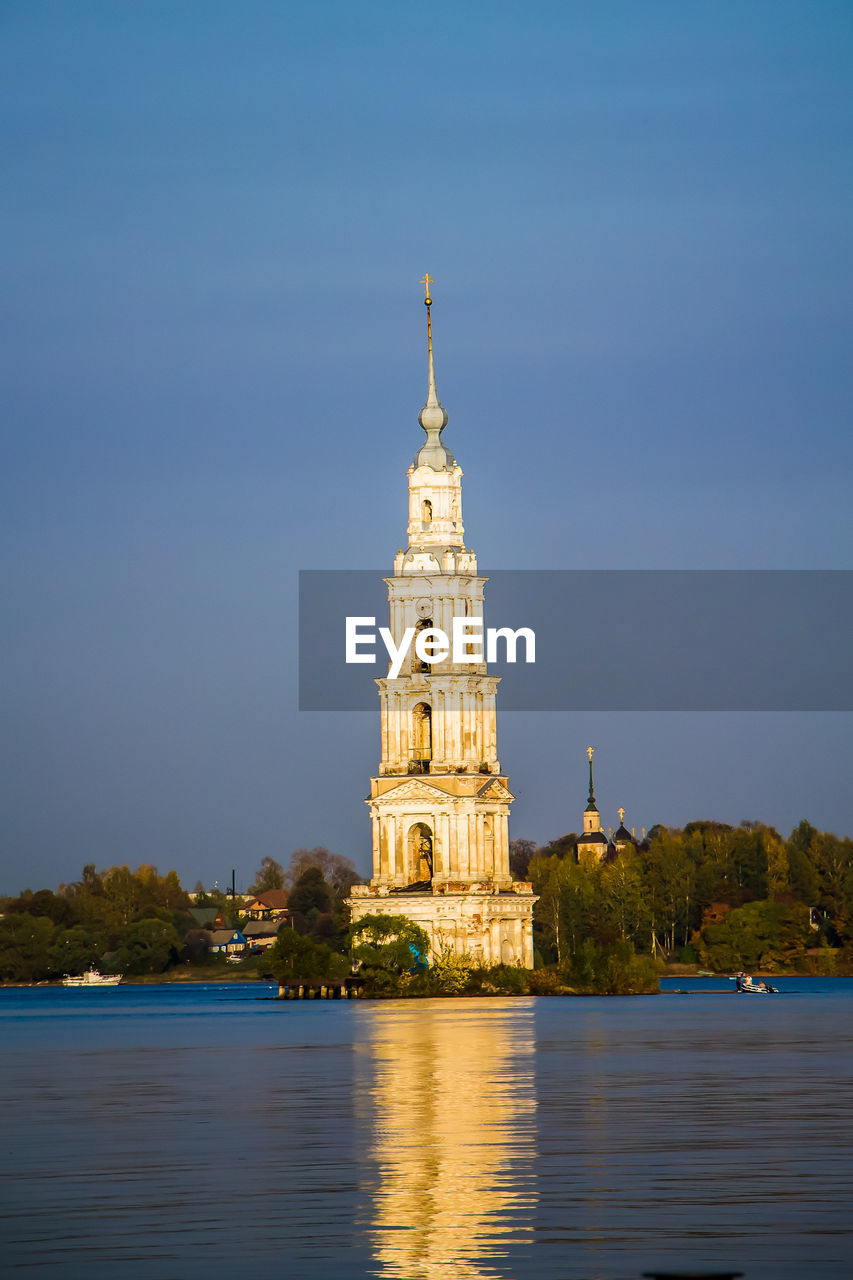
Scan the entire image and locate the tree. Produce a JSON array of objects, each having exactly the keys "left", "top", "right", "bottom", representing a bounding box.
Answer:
[
  {"left": 112, "top": 919, "right": 181, "bottom": 975},
  {"left": 51, "top": 925, "right": 107, "bottom": 976},
  {"left": 4, "top": 889, "right": 73, "bottom": 927},
  {"left": 699, "top": 899, "right": 810, "bottom": 972},
  {"left": 266, "top": 928, "right": 342, "bottom": 982},
  {"left": 0, "top": 915, "right": 55, "bottom": 982},
  {"left": 286, "top": 847, "right": 361, "bottom": 900},
  {"left": 288, "top": 866, "right": 333, "bottom": 919},
  {"left": 349, "top": 914, "right": 430, "bottom": 991},
  {"left": 642, "top": 831, "right": 695, "bottom": 953},
  {"left": 249, "top": 857, "right": 286, "bottom": 894},
  {"left": 509, "top": 838, "right": 537, "bottom": 880}
]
